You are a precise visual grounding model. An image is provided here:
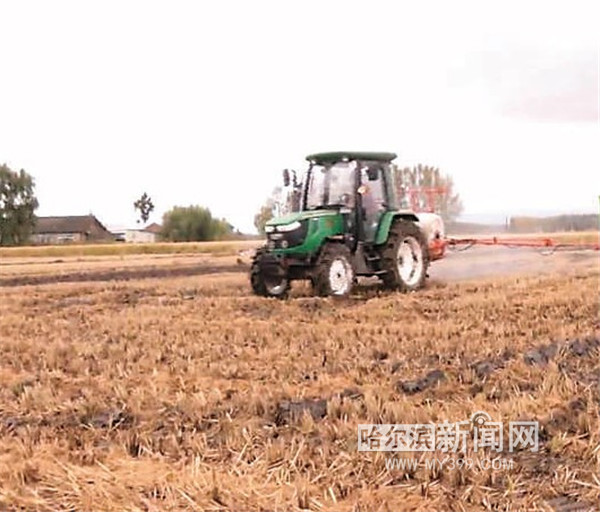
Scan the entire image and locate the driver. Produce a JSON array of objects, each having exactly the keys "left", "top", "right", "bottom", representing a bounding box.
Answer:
[{"left": 359, "top": 168, "right": 378, "bottom": 217}]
